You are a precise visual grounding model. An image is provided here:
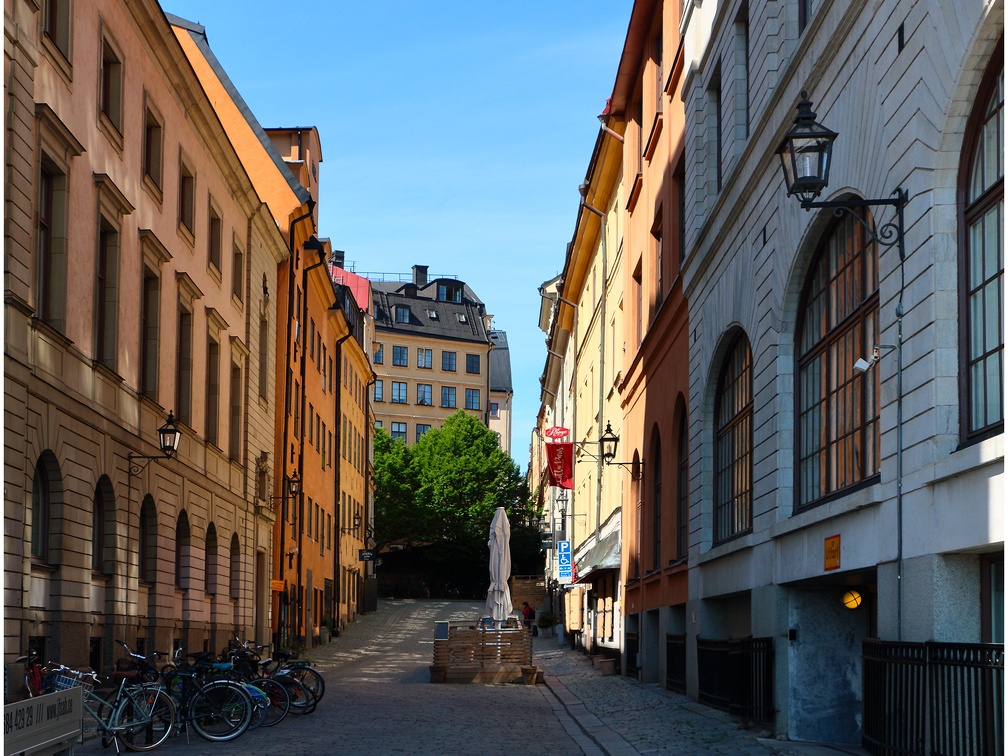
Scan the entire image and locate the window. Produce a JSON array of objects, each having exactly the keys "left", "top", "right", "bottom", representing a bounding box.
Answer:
[
  {"left": 139, "top": 496, "right": 157, "bottom": 584},
  {"left": 960, "top": 51, "right": 1004, "bottom": 441},
  {"left": 417, "top": 348, "right": 433, "bottom": 369},
  {"left": 652, "top": 436, "right": 662, "bottom": 571},
  {"left": 714, "top": 332, "right": 753, "bottom": 543},
  {"left": 206, "top": 334, "right": 220, "bottom": 446},
  {"left": 416, "top": 424, "right": 431, "bottom": 442},
  {"left": 735, "top": 3, "right": 750, "bottom": 139},
  {"left": 652, "top": 209, "right": 664, "bottom": 302},
  {"left": 653, "top": 24, "right": 663, "bottom": 114},
  {"left": 391, "top": 422, "right": 407, "bottom": 441},
  {"left": 309, "top": 319, "right": 315, "bottom": 362},
  {"left": 205, "top": 523, "right": 217, "bottom": 595},
  {"left": 708, "top": 64, "right": 723, "bottom": 193},
  {"left": 633, "top": 261, "right": 643, "bottom": 346},
  {"left": 140, "top": 265, "right": 160, "bottom": 399},
  {"left": 95, "top": 216, "right": 119, "bottom": 369},
  {"left": 442, "top": 351, "right": 456, "bottom": 372},
  {"left": 176, "top": 306, "right": 193, "bottom": 424},
  {"left": 92, "top": 477, "right": 114, "bottom": 575},
  {"left": 258, "top": 311, "right": 268, "bottom": 400},
  {"left": 143, "top": 102, "right": 163, "bottom": 190},
  {"left": 797, "top": 209, "right": 879, "bottom": 506},
  {"left": 417, "top": 383, "right": 432, "bottom": 406},
  {"left": 798, "top": 0, "right": 812, "bottom": 34},
  {"left": 206, "top": 204, "right": 221, "bottom": 271},
  {"left": 392, "top": 345, "right": 407, "bottom": 367},
  {"left": 229, "top": 533, "right": 240, "bottom": 600},
  {"left": 178, "top": 154, "right": 195, "bottom": 234},
  {"left": 676, "top": 411, "right": 688, "bottom": 561},
  {"left": 437, "top": 282, "right": 462, "bottom": 302},
  {"left": 374, "top": 380, "right": 384, "bottom": 402},
  {"left": 43, "top": 0, "right": 71, "bottom": 60},
  {"left": 373, "top": 343, "right": 383, "bottom": 364},
  {"left": 441, "top": 386, "right": 456, "bottom": 408},
  {"left": 232, "top": 242, "right": 244, "bottom": 301},
  {"left": 36, "top": 156, "right": 69, "bottom": 331},
  {"left": 229, "top": 360, "right": 242, "bottom": 460},
  {"left": 31, "top": 458, "right": 52, "bottom": 562},
  {"left": 465, "top": 388, "right": 480, "bottom": 411},
  {"left": 308, "top": 404, "right": 314, "bottom": 444},
  {"left": 175, "top": 511, "right": 190, "bottom": 590},
  {"left": 392, "top": 381, "right": 407, "bottom": 404},
  {"left": 99, "top": 34, "right": 123, "bottom": 135},
  {"left": 490, "top": 402, "right": 500, "bottom": 418},
  {"left": 395, "top": 305, "right": 410, "bottom": 324},
  {"left": 466, "top": 354, "right": 481, "bottom": 374},
  {"left": 374, "top": 420, "right": 383, "bottom": 429}
]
